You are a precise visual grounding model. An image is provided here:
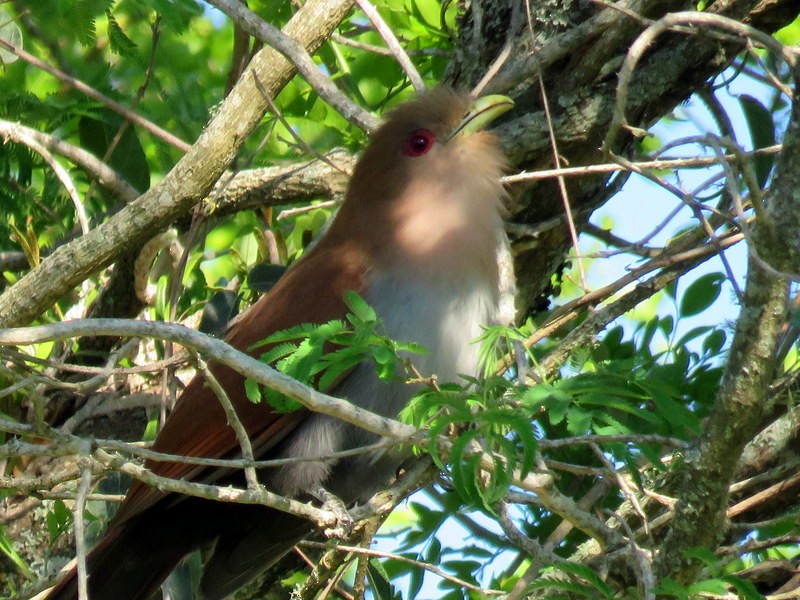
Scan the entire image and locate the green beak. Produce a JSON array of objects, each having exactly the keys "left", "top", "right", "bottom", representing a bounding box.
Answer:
[{"left": 449, "top": 95, "right": 514, "bottom": 141}]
